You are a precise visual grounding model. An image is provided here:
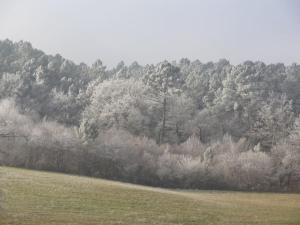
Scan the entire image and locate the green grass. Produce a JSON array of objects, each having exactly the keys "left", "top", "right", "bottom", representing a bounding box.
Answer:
[{"left": 0, "top": 167, "right": 299, "bottom": 225}]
